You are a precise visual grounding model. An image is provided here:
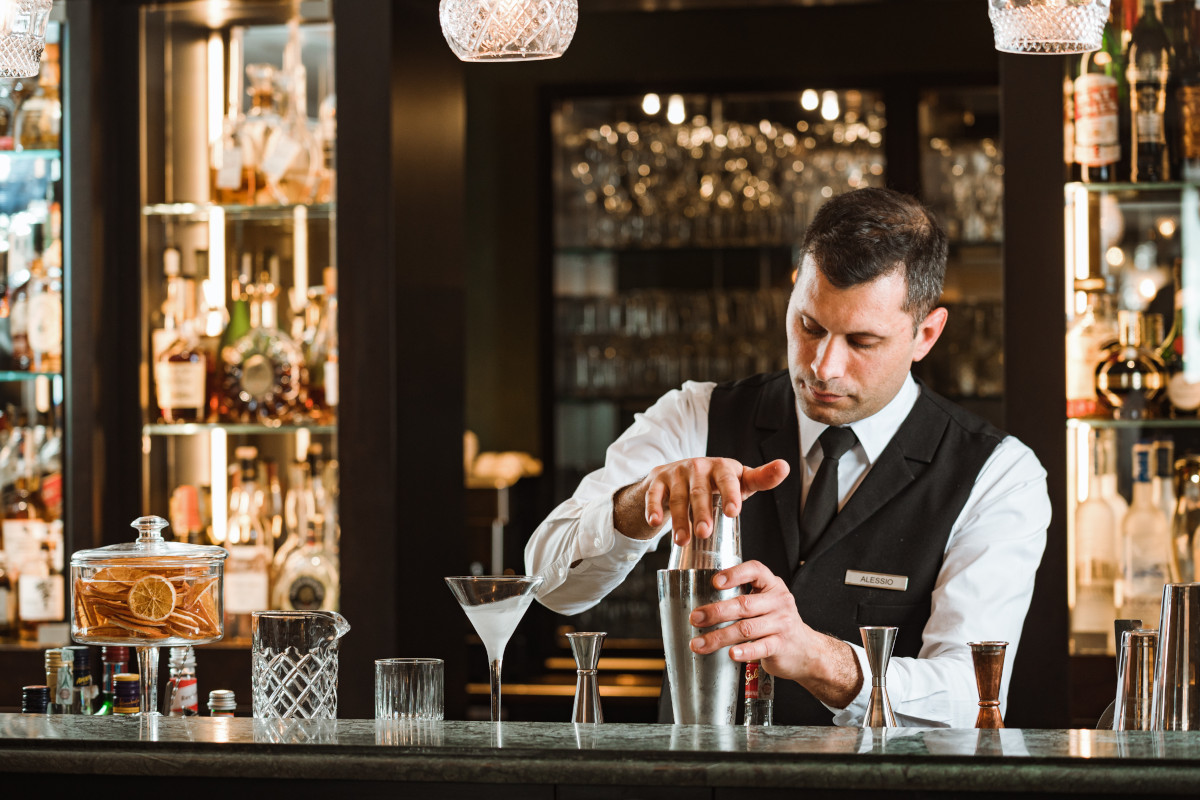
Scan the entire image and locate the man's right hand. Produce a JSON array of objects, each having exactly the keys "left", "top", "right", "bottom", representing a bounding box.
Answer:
[{"left": 613, "top": 458, "right": 790, "bottom": 545}]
